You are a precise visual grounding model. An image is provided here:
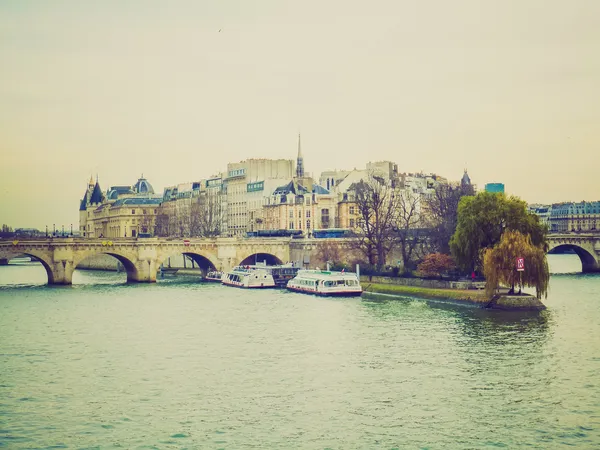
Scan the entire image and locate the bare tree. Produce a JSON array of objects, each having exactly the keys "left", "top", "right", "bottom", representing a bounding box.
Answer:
[
  {"left": 314, "top": 241, "right": 342, "bottom": 267},
  {"left": 189, "top": 192, "right": 224, "bottom": 237},
  {"left": 395, "top": 188, "right": 424, "bottom": 273},
  {"left": 350, "top": 176, "right": 398, "bottom": 269},
  {"left": 154, "top": 213, "right": 171, "bottom": 237},
  {"left": 423, "top": 182, "right": 475, "bottom": 254}
]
